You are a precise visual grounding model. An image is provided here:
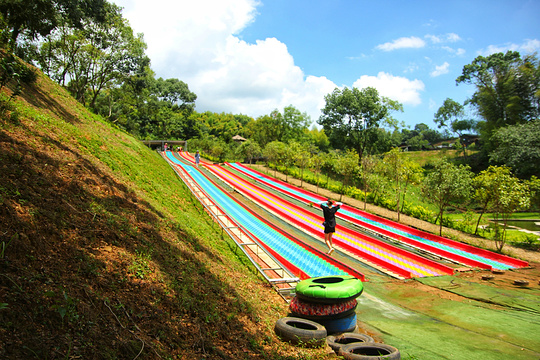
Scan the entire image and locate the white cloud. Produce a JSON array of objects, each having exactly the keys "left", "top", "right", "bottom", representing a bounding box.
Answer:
[
  {"left": 112, "top": 0, "right": 339, "bottom": 124},
  {"left": 478, "top": 39, "right": 540, "bottom": 55},
  {"left": 426, "top": 33, "right": 461, "bottom": 44},
  {"left": 430, "top": 62, "right": 450, "bottom": 77},
  {"left": 376, "top": 36, "right": 426, "bottom": 51},
  {"left": 446, "top": 33, "right": 461, "bottom": 42},
  {"left": 352, "top": 72, "right": 424, "bottom": 106}
]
